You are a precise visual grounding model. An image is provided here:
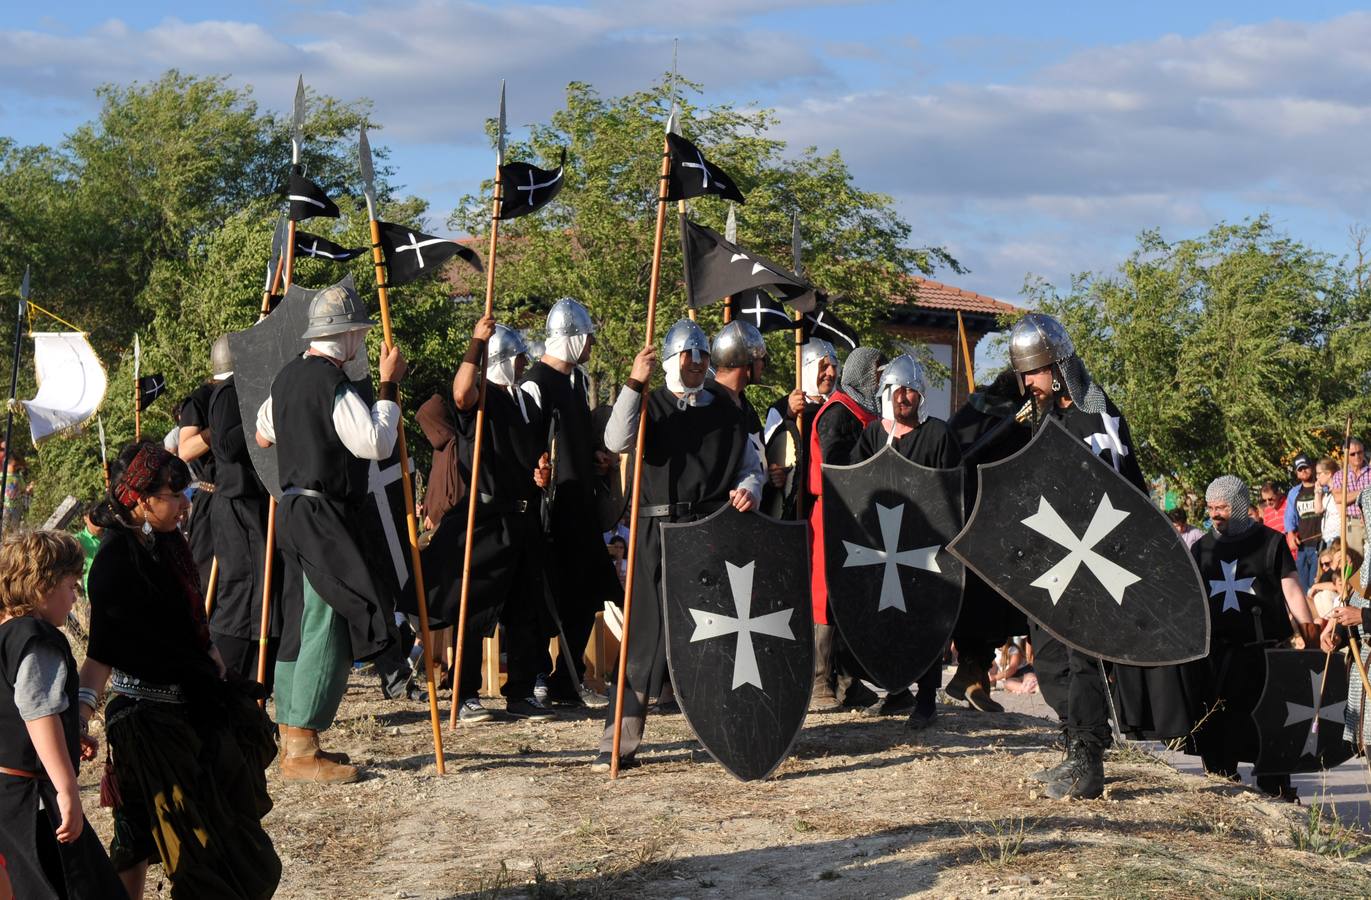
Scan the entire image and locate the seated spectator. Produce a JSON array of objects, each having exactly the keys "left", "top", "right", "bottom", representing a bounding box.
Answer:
[
  {"left": 1167, "top": 507, "right": 1204, "bottom": 549},
  {"left": 989, "top": 637, "right": 1037, "bottom": 694}
]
